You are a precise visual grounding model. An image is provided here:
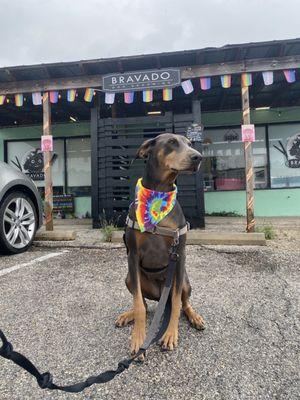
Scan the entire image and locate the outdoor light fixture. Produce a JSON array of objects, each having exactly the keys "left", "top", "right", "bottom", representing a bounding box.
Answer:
[
  {"left": 147, "top": 111, "right": 162, "bottom": 115},
  {"left": 69, "top": 116, "right": 77, "bottom": 122},
  {"left": 255, "top": 106, "right": 270, "bottom": 110}
]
